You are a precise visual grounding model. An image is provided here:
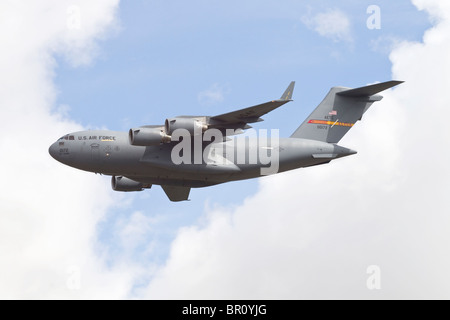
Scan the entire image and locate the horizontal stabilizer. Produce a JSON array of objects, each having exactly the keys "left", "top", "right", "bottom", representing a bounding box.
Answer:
[{"left": 337, "top": 80, "right": 404, "bottom": 97}]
